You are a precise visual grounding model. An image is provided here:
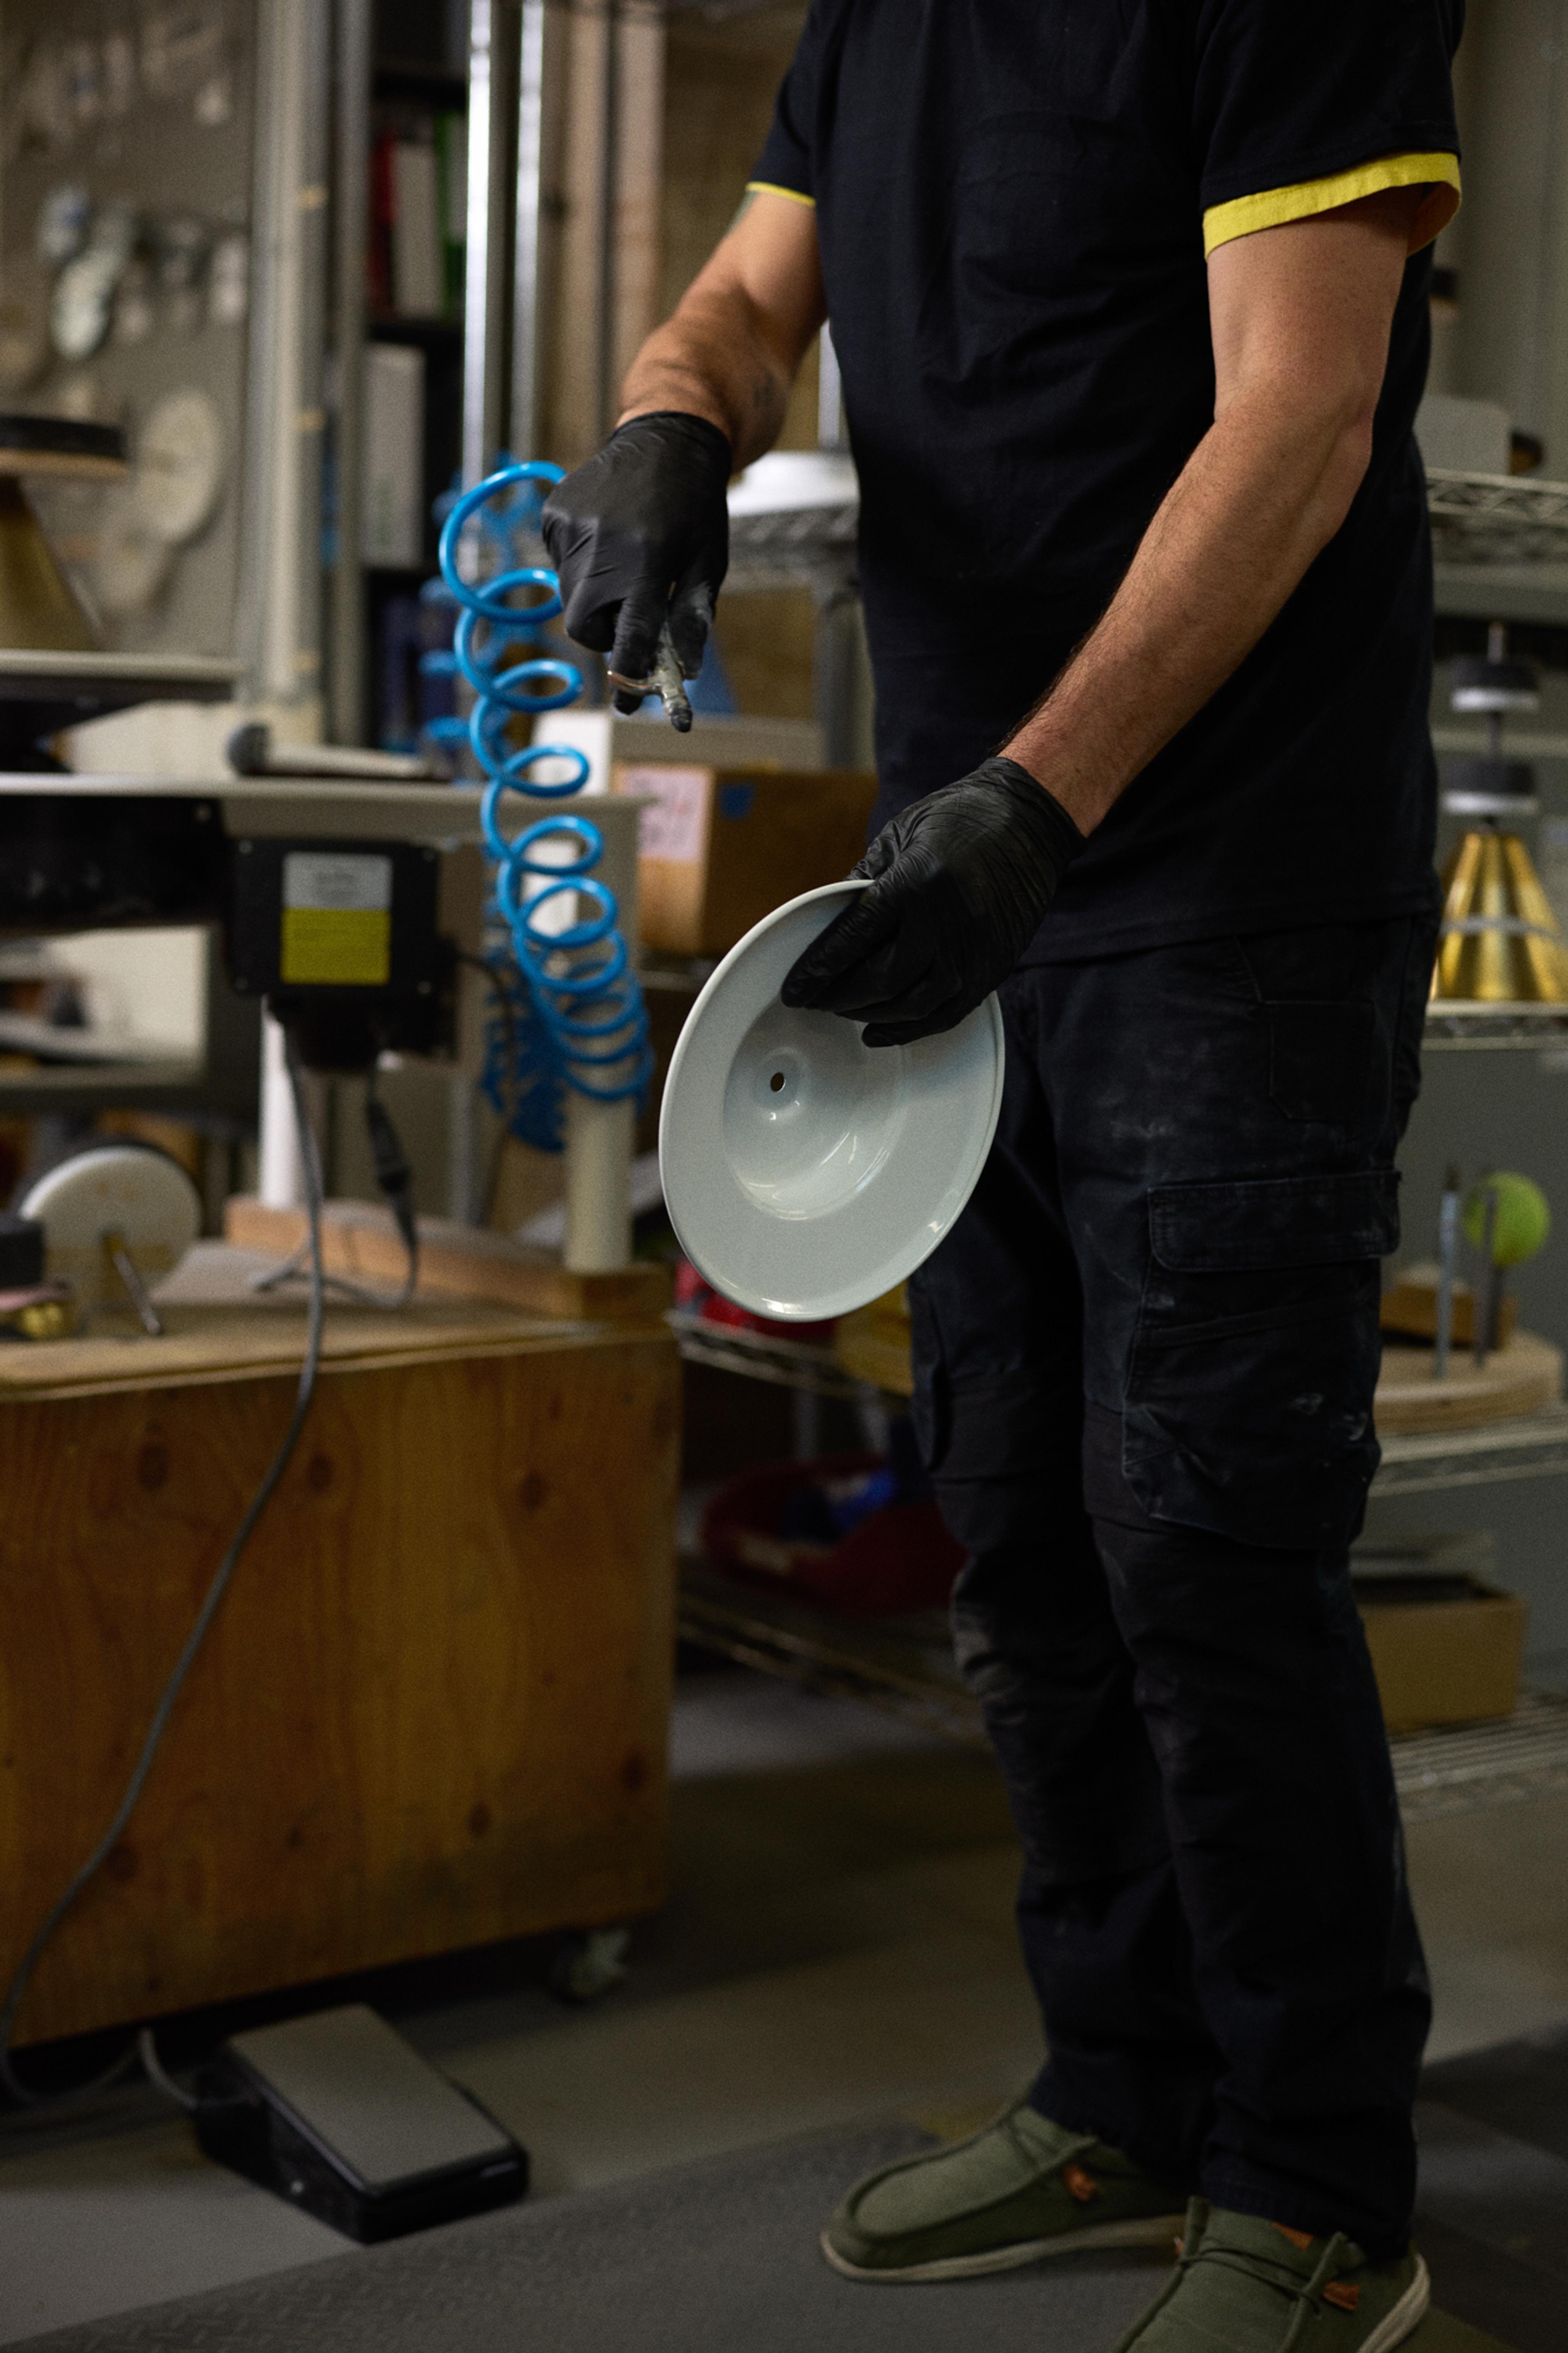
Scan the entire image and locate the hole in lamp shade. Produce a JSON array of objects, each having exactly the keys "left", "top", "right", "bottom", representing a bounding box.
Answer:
[{"left": 770, "top": 1071, "right": 786, "bottom": 1092}]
